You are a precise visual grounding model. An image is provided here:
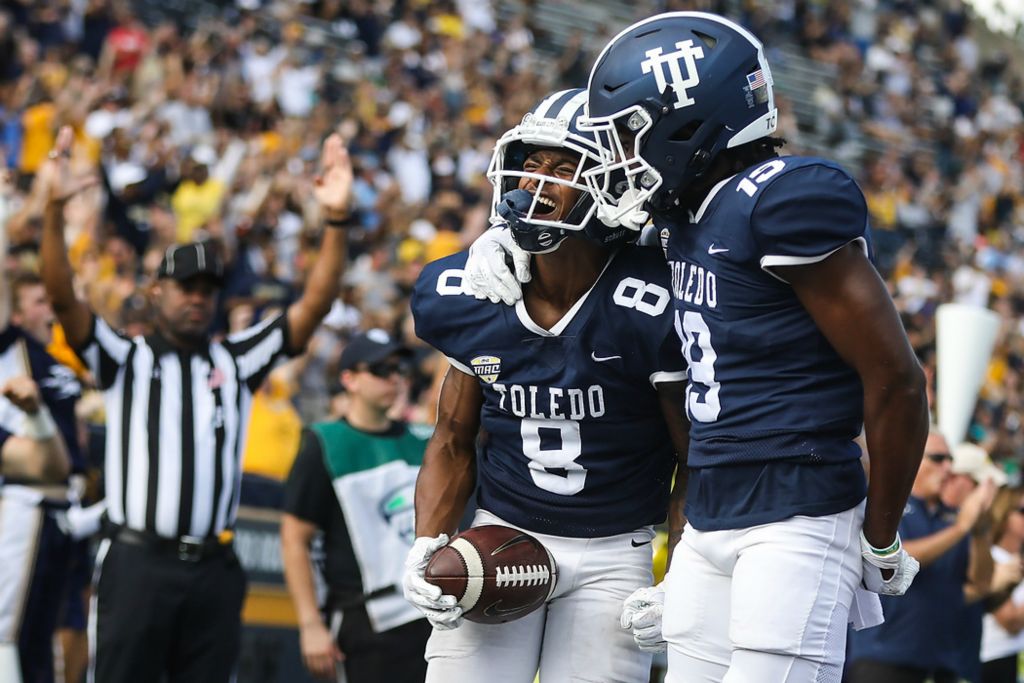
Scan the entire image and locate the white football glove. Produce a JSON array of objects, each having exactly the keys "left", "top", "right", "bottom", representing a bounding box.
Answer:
[
  {"left": 464, "top": 225, "right": 531, "bottom": 306},
  {"left": 56, "top": 500, "right": 107, "bottom": 541},
  {"left": 403, "top": 534, "right": 464, "bottom": 630},
  {"left": 620, "top": 584, "right": 666, "bottom": 653},
  {"left": 860, "top": 531, "right": 920, "bottom": 596}
]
